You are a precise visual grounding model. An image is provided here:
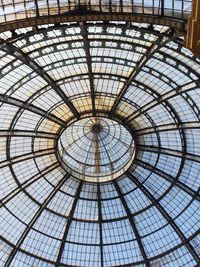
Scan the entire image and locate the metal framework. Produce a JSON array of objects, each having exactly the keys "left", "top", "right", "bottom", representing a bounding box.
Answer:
[
  {"left": 4, "top": 173, "right": 71, "bottom": 267},
  {"left": 113, "top": 179, "right": 150, "bottom": 267},
  {"left": 0, "top": 0, "right": 192, "bottom": 33},
  {"left": 1, "top": 41, "right": 80, "bottom": 119},
  {"left": 0, "top": 12, "right": 200, "bottom": 267},
  {"left": 80, "top": 23, "right": 96, "bottom": 115},
  {"left": 126, "top": 171, "right": 200, "bottom": 263},
  {"left": 55, "top": 181, "right": 83, "bottom": 266},
  {"left": 109, "top": 28, "right": 175, "bottom": 117}
]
